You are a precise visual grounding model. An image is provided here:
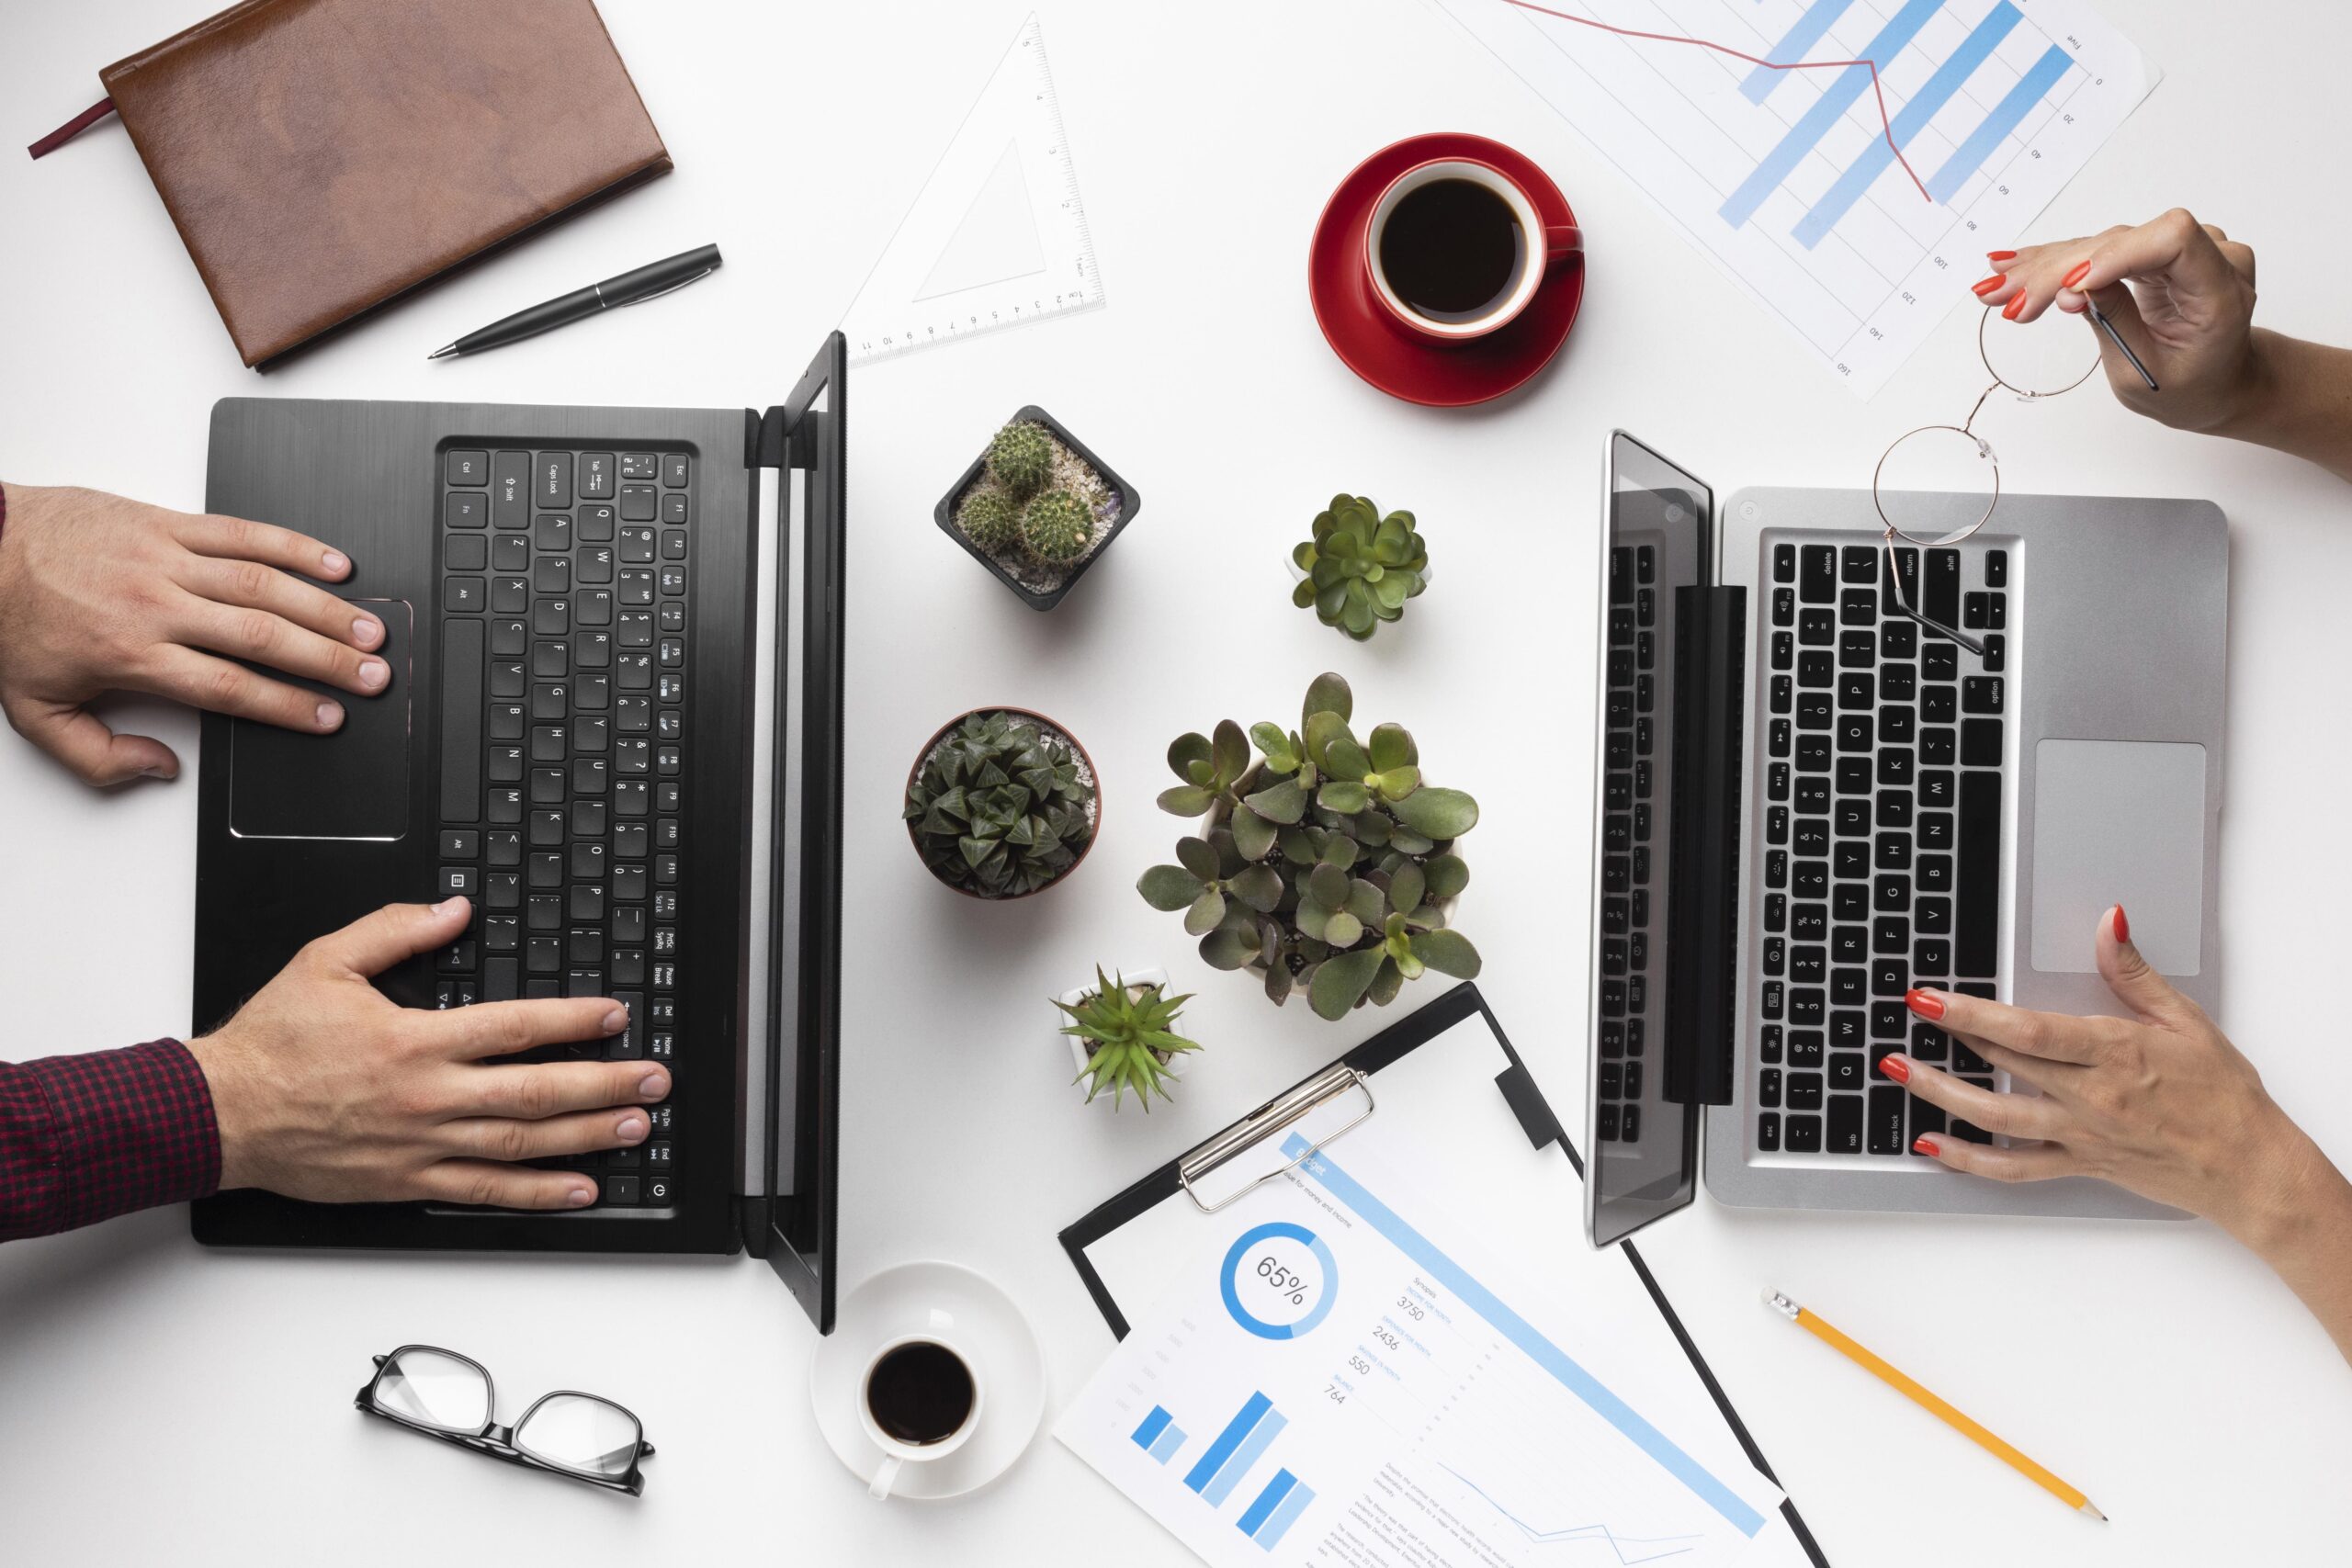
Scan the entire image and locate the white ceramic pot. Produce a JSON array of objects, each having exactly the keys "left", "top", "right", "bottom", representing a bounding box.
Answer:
[{"left": 1057, "top": 965, "right": 1170, "bottom": 1098}]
